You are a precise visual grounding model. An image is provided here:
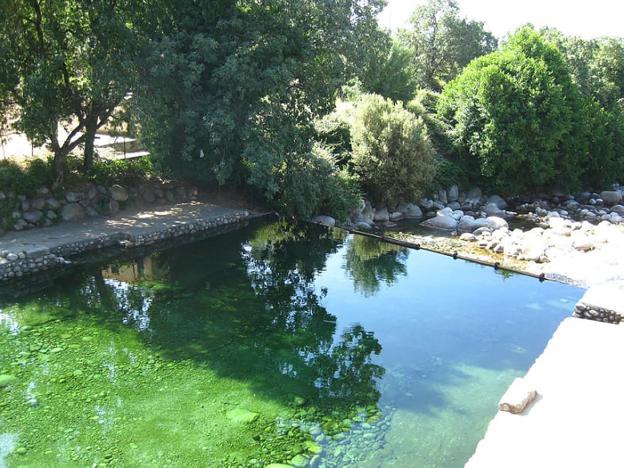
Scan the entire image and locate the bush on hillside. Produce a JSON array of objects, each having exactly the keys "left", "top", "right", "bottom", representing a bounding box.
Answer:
[{"left": 351, "top": 94, "right": 436, "bottom": 206}]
